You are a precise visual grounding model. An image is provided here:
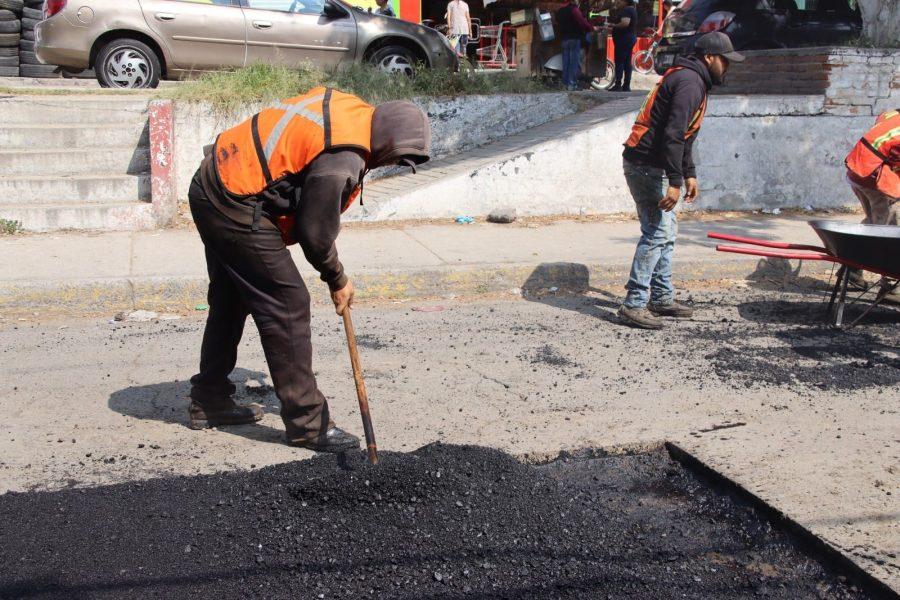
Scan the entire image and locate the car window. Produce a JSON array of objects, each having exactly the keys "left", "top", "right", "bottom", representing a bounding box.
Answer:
[{"left": 242, "top": 0, "right": 327, "bottom": 14}]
